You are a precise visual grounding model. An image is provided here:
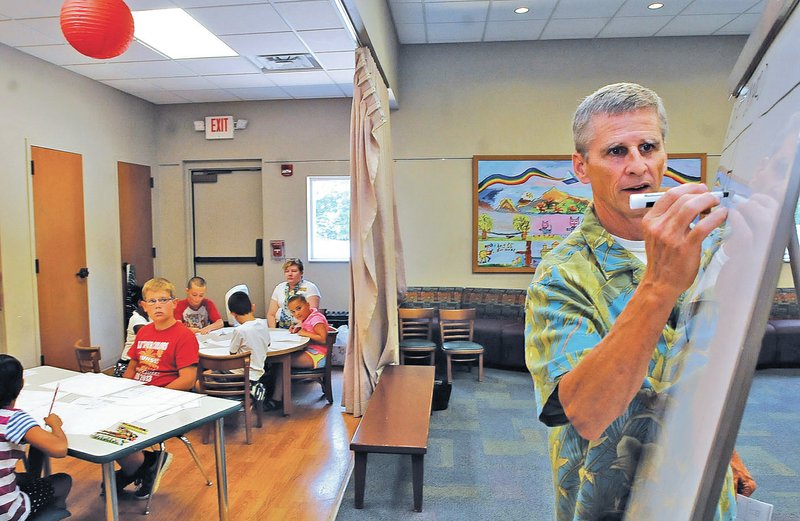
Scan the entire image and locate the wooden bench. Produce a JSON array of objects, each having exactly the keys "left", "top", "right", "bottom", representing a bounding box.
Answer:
[{"left": 349, "top": 364, "right": 435, "bottom": 512}]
